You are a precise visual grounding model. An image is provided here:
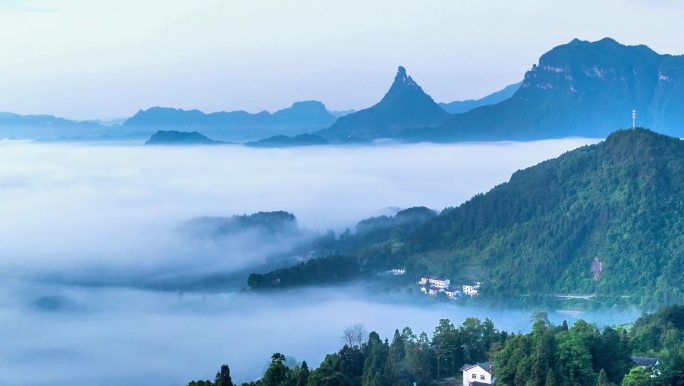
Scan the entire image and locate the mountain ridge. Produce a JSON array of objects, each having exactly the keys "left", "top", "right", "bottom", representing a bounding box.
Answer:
[
  {"left": 439, "top": 82, "right": 521, "bottom": 114},
  {"left": 403, "top": 38, "right": 684, "bottom": 142},
  {"left": 125, "top": 100, "right": 337, "bottom": 142},
  {"left": 315, "top": 66, "right": 450, "bottom": 141}
]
